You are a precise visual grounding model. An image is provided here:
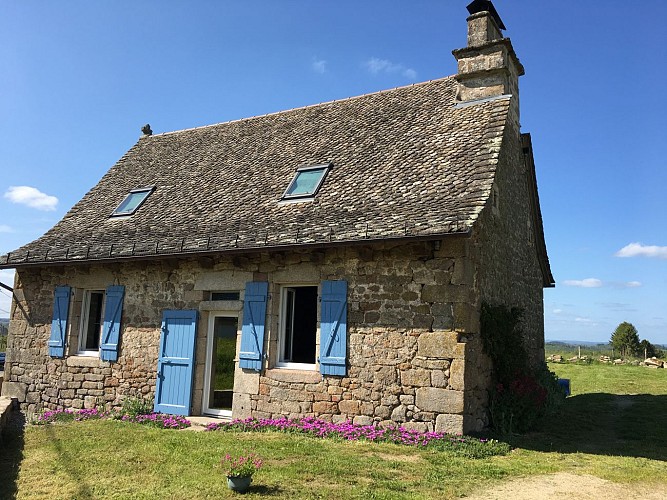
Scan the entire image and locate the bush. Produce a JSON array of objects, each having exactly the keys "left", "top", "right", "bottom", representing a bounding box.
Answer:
[
  {"left": 116, "top": 396, "right": 154, "bottom": 418},
  {"left": 481, "top": 303, "right": 565, "bottom": 434}
]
